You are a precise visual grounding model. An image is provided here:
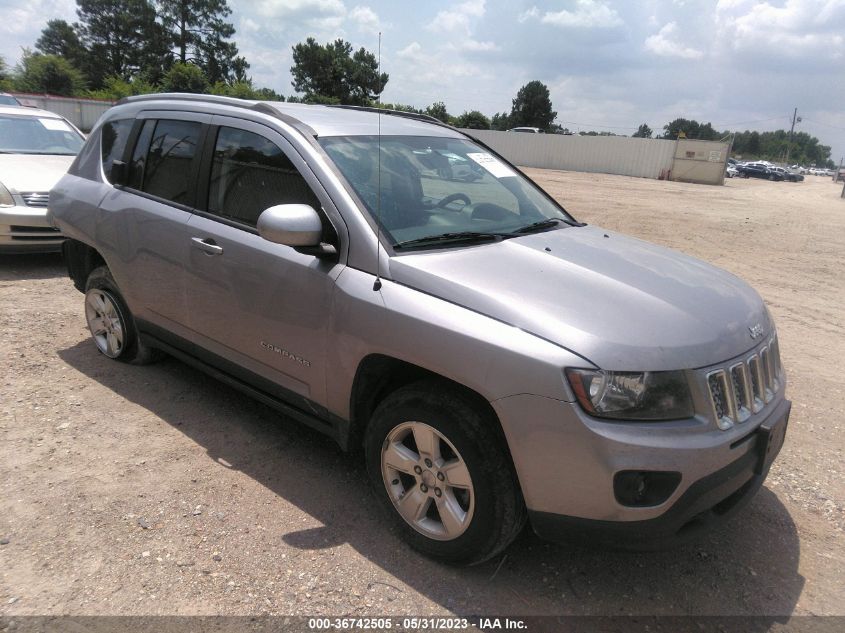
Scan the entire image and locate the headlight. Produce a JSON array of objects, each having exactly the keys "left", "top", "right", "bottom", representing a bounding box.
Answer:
[
  {"left": 565, "top": 368, "right": 694, "bottom": 421},
  {"left": 0, "top": 182, "right": 14, "bottom": 207}
]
